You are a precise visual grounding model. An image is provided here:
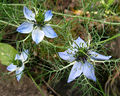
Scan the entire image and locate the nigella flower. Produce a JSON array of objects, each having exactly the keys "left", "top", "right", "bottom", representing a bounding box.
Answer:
[
  {"left": 58, "top": 37, "right": 111, "bottom": 83},
  {"left": 7, "top": 50, "right": 28, "bottom": 81},
  {"left": 17, "top": 6, "right": 57, "bottom": 44}
]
